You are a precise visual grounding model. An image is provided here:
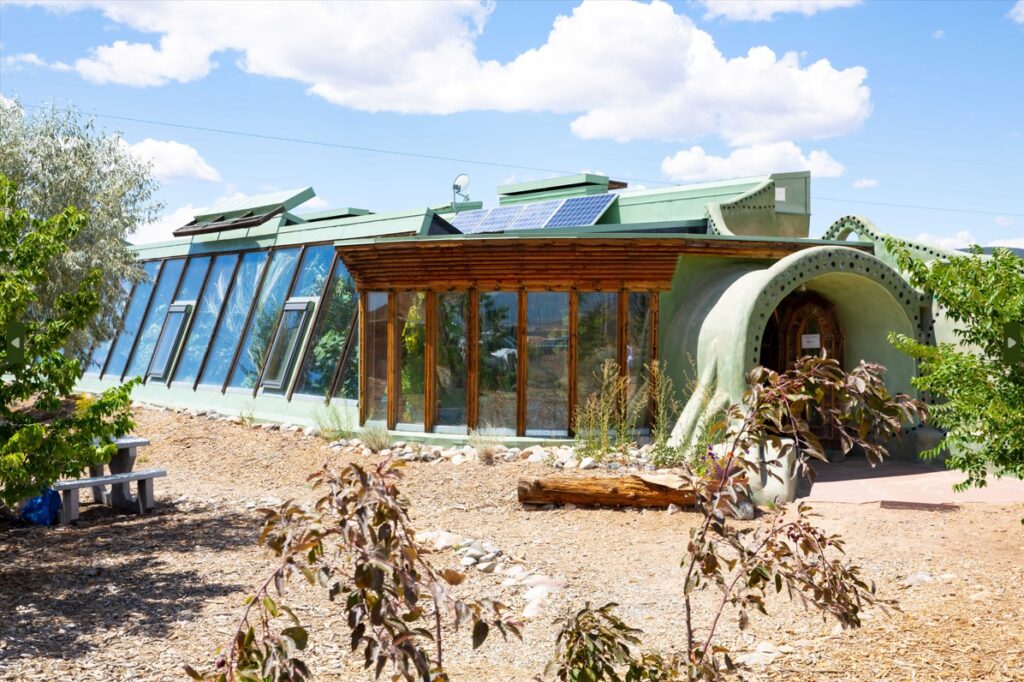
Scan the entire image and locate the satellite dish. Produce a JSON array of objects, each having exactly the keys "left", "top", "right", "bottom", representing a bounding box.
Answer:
[{"left": 453, "top": 173, "right": 470, "bottom": 193}]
